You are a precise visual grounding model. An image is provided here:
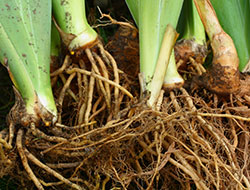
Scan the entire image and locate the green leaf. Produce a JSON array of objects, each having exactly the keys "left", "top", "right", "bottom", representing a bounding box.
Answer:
[{"left": 125, "top": 0, "right": 139, "bottom": 26}]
